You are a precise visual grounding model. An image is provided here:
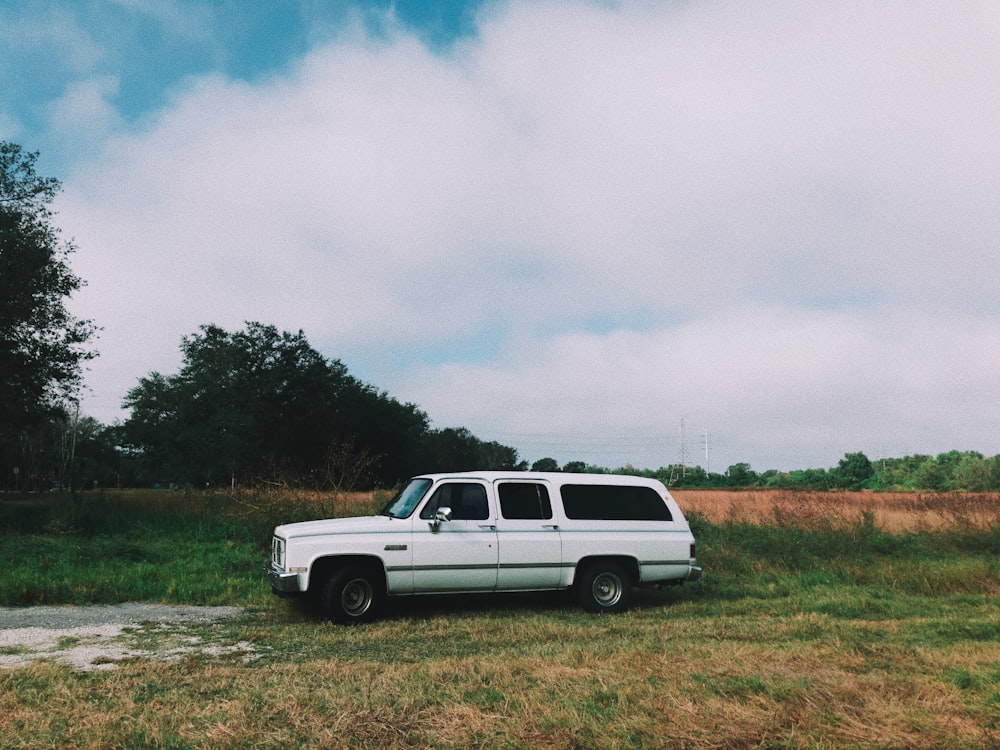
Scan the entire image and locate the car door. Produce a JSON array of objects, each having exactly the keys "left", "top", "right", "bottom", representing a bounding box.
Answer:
[
  {"left": 410, "top": 481, "right": 499, "bottom": 592},
  {"left": 494, "top": 480, "right": 564, "bottom": 590}
]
